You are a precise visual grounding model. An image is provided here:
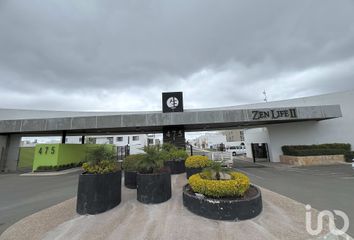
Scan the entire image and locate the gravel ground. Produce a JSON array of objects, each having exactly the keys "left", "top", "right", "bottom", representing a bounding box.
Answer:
[{"left": 1, "top": 174, "right": 351, "bottom": 240}]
